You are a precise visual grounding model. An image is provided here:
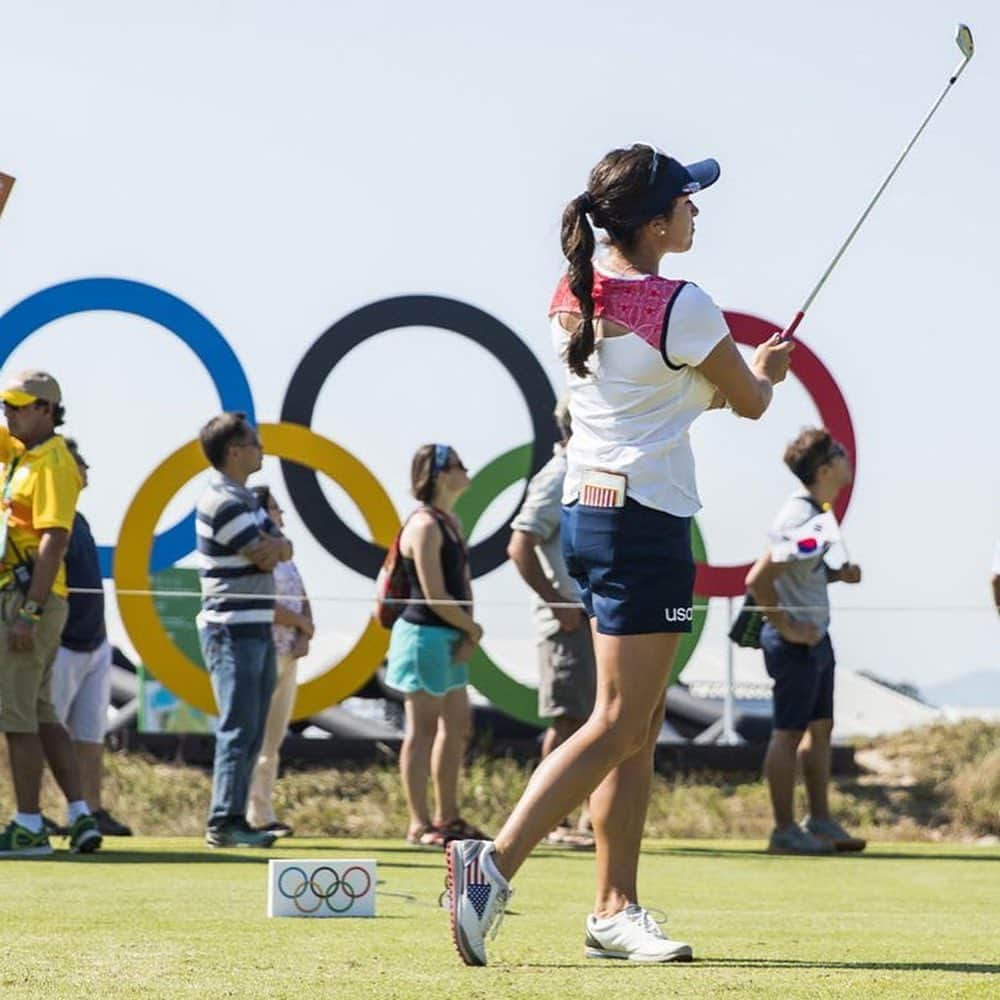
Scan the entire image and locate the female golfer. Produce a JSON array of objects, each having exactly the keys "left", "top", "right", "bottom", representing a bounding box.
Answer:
[{"left": 447, "top": 143, "right": 792, "bottom": 965}]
